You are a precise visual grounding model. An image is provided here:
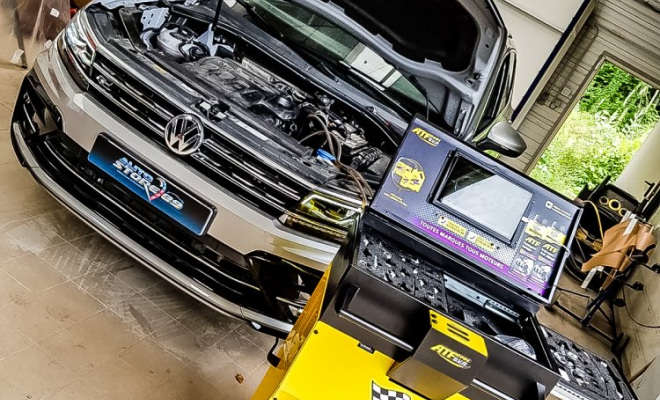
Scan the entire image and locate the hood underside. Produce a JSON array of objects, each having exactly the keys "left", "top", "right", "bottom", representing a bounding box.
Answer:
[{"left": 330, "top": 0, "right": 480, "bottom": 72}]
